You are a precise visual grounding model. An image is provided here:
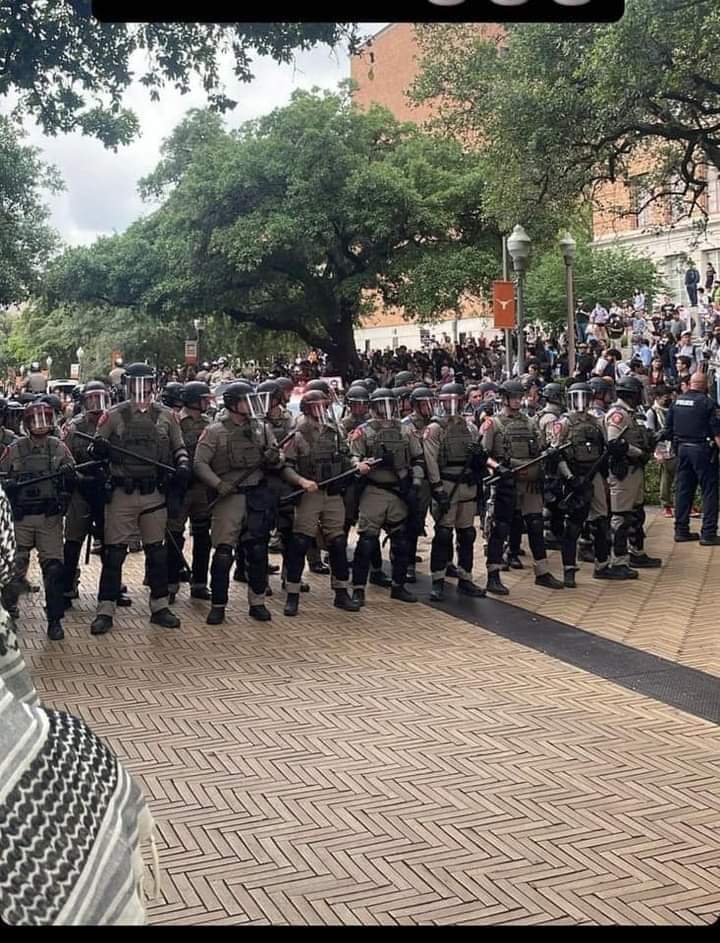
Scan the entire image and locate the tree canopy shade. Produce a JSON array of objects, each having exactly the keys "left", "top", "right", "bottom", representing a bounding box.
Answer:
[
  {"left": 412, "top": 0, "right": 720, "bottom": 229},
  {"left": 1, "top": 3, "right": 360, "bottom": 146},
  {"left": 0, "top": 117, "right": 62, "bottom": 305},
  {"left": 44, "top": 88, "right": 502, "bottom": 378}
]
